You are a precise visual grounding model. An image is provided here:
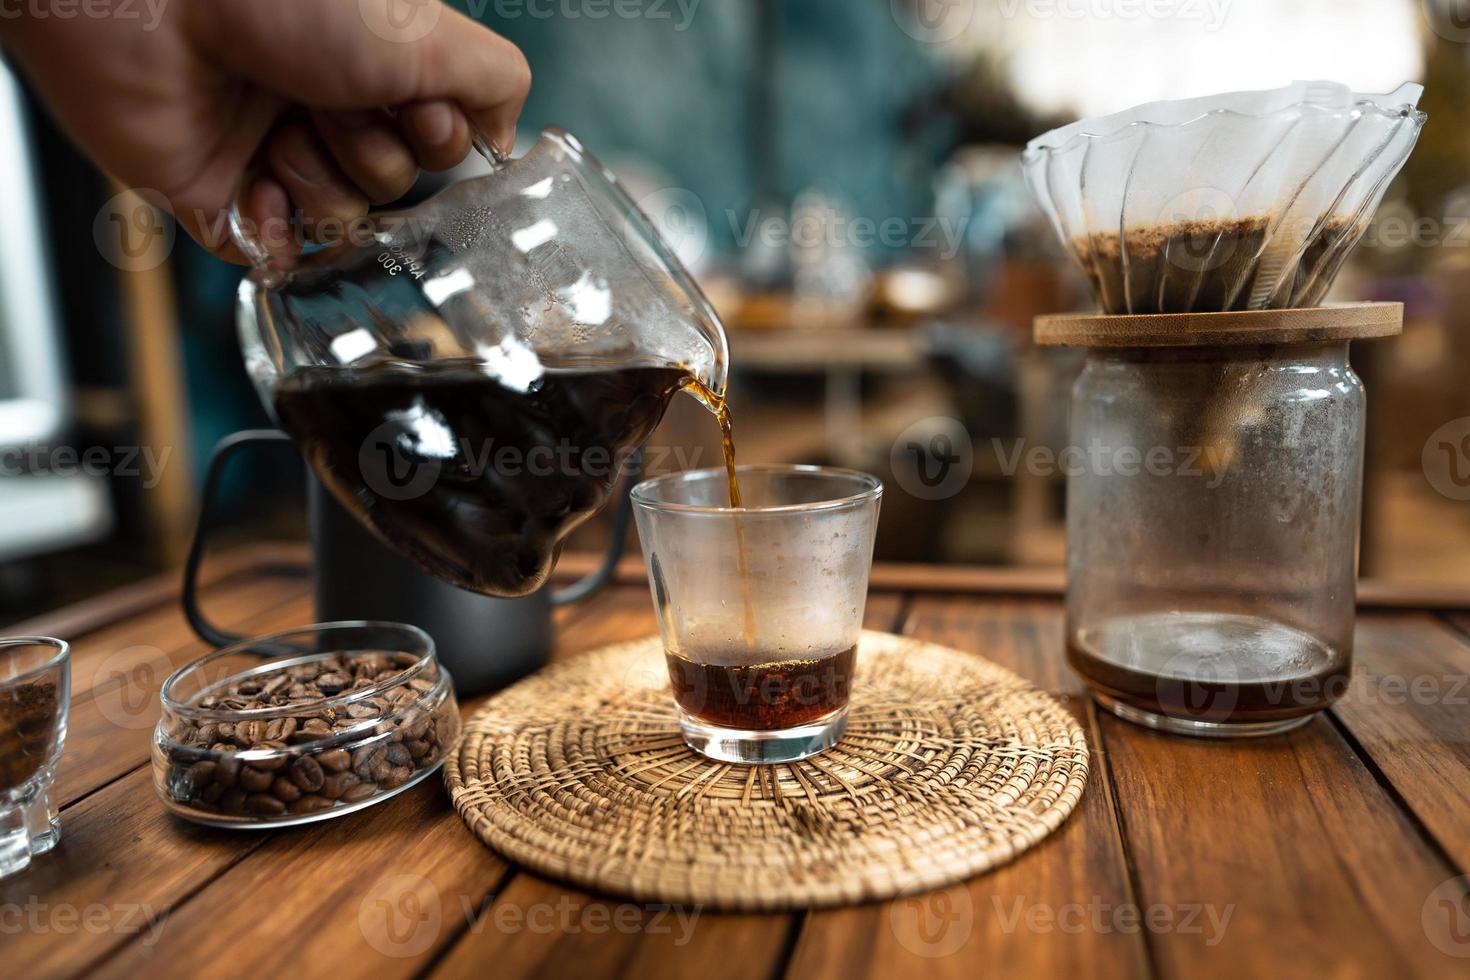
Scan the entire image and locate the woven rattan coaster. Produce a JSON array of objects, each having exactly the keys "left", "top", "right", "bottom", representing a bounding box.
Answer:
[{"left": 446, "top": 630, "right": 1087, "bottom": 911}]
